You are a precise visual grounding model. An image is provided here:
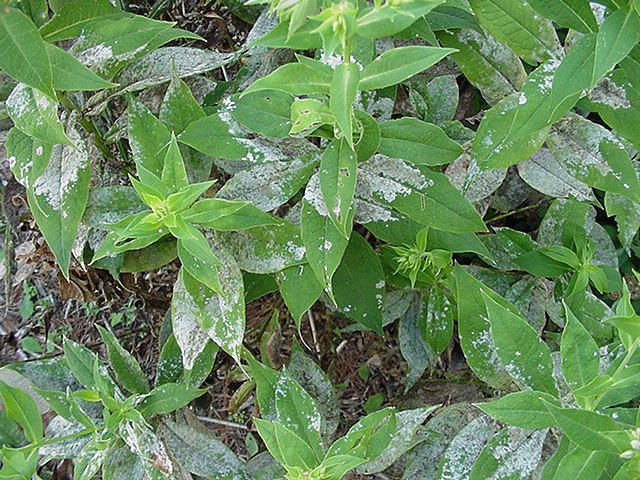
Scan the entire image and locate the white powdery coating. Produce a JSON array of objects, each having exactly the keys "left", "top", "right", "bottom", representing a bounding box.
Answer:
[
  {"left": 32, "top": 125, "right": 88, "bottom": 215},
  {"left": 121, "top": 420, "right": 173, "bottom": 475},
  {"left": 547, "top": 113, "right": 625, "bottom": 181},
  {"left": 6, "top": 83, "right": 53, "bottom": 127},
  {"left": 357, "top": 154, "right": 434, "bottom": 202},
  {"left": 486, "top": 428, "right": 547, "bottom": 480},
  {"left": 76, "top": 43, "right": 114, "bottom": 67},
  {"left": 468, "top": 328, "right": 503, "bottom": 373},
  {"left": 171, "top": 272, "right": 211, "bottom": 370},
  {"left": 304, "top": 173, "right": 329, "bottom": 217},
  {"left": 589, "top": 76, "right": 631, "bottom": 110},
  {"left": 439, "top": 415, "right": 502, "bottom": 480},
  {"left": 222, "top": 230, "right": 306, "bottom": 273}
]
